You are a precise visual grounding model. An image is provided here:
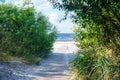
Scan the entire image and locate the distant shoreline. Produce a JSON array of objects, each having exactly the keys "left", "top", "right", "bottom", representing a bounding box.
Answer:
[
  {"left": 57, "top": 33, "right": 74, "bottom": 41},
  {"left": 55, "top": 39, "right": 75, "bottom": 42}
]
